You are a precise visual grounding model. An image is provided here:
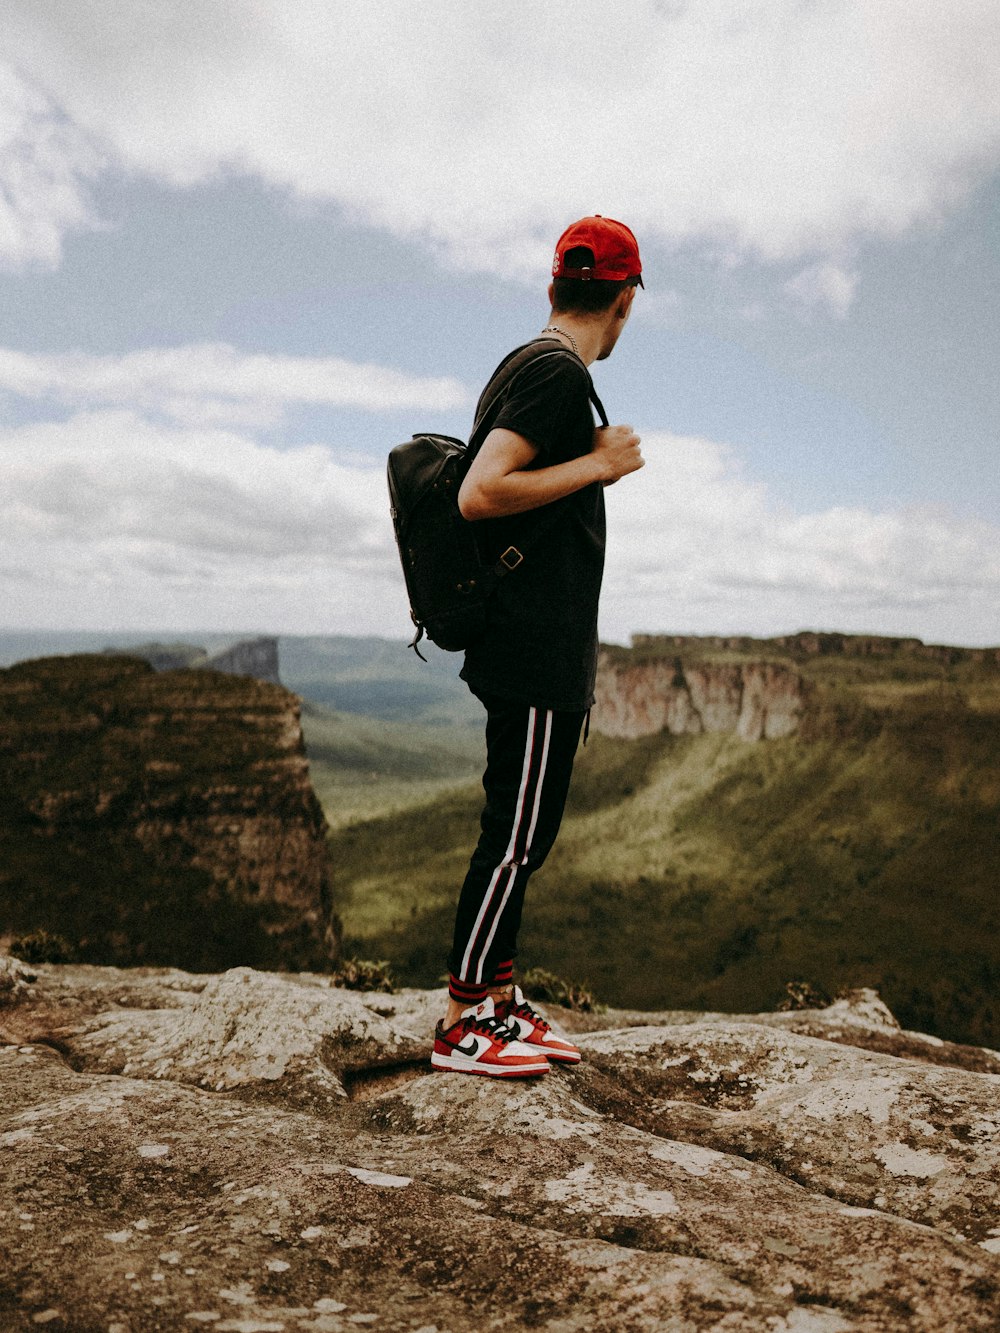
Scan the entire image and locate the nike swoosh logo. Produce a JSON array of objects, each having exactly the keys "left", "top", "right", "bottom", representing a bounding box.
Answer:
[{"left": 454, "top": 1033, "right": 487, "bottom": 1057}]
